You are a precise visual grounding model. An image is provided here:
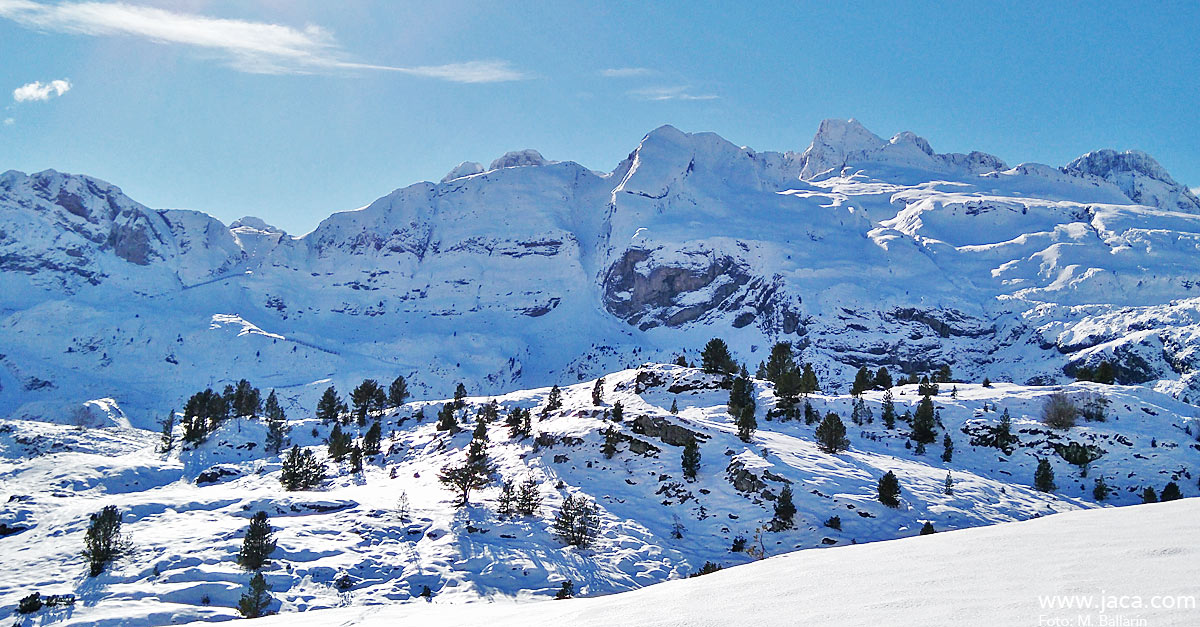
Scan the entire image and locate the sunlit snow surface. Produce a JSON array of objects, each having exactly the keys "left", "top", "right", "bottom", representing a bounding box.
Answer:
[{"left": 1, "top": 365, "right": 1197, "bottom": 625}]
